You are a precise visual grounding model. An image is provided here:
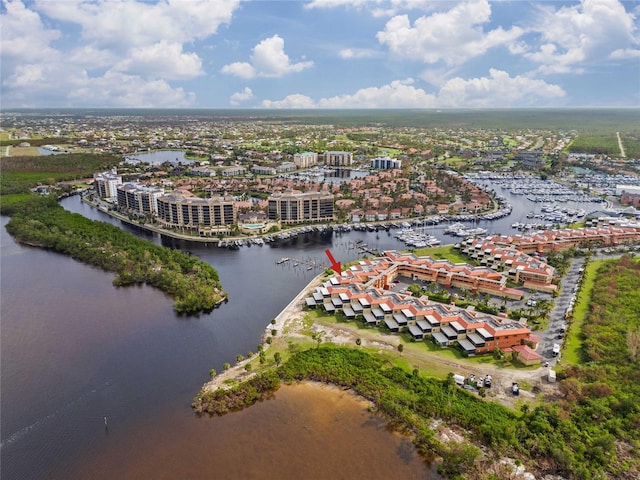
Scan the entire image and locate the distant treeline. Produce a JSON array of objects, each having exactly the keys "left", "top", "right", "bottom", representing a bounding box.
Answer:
[
  {"left": 0, "top": 153, "right": 118, "bottom": 195},
  {"left": 0, "top": 137, "right": 73, "bottom": 147},
  {"left": 3, "top": 108, "right": 638, "bottom": 131},
  {"left": 569, "top": 133, "right": 622, "bottom": 156}
]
